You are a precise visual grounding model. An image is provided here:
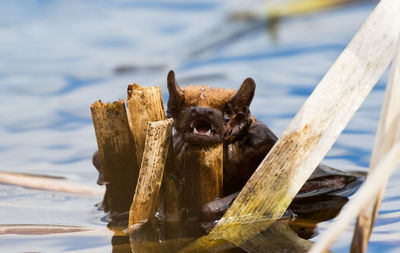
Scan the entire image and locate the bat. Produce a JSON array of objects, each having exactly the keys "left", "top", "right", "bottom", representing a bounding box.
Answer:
[{"left": 167, "top": 70, "right": 277, "bottom": 195}]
